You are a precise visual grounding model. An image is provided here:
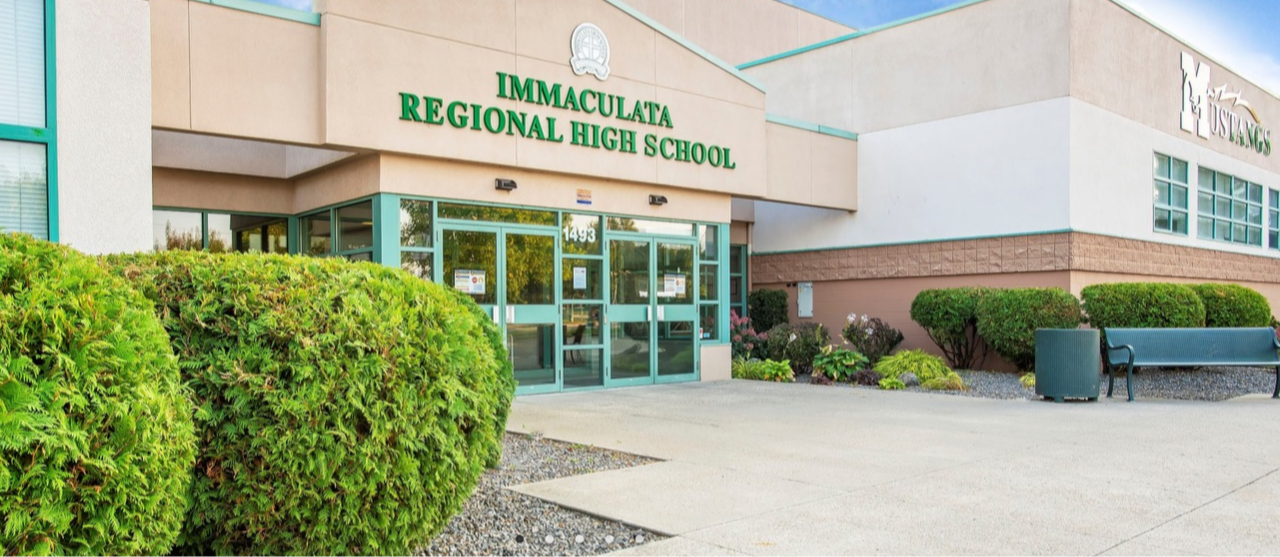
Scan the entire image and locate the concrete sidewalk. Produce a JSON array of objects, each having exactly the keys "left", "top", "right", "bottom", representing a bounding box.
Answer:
[{"left": 506, "top": 381, "right": 1280, "bottom": 556}]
